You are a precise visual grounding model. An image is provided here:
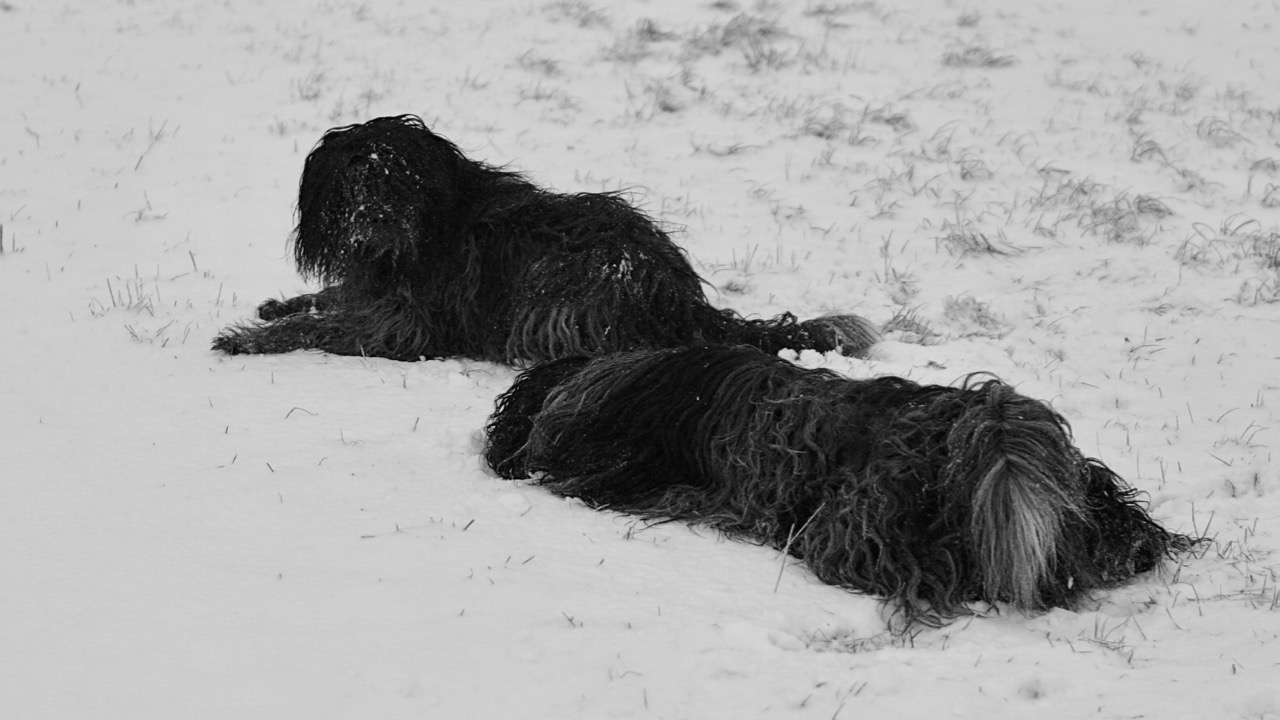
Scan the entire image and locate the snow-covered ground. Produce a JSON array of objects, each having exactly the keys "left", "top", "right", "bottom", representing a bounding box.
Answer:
[{"left": 3, "top": 0, "right": 1279, "bottom": 717}]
